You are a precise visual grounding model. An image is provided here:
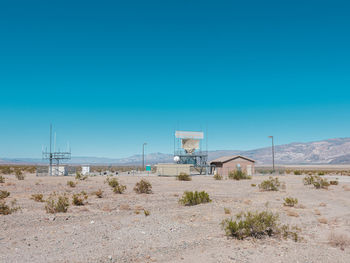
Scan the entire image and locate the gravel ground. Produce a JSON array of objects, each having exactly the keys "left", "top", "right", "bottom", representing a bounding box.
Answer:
[{"left": 1, "top": 174, "right": 350, "bottom": 263}]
